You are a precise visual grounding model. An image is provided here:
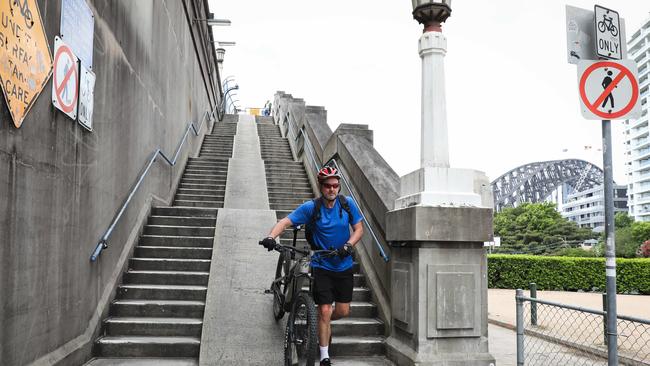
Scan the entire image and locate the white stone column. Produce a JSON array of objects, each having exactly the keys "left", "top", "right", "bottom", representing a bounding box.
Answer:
[
  {"left": 420, "top": 30, "right": 449, "bottom": 168},
  {"left": 394, "top": 27, "right": 490, "bottom": 209}
]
